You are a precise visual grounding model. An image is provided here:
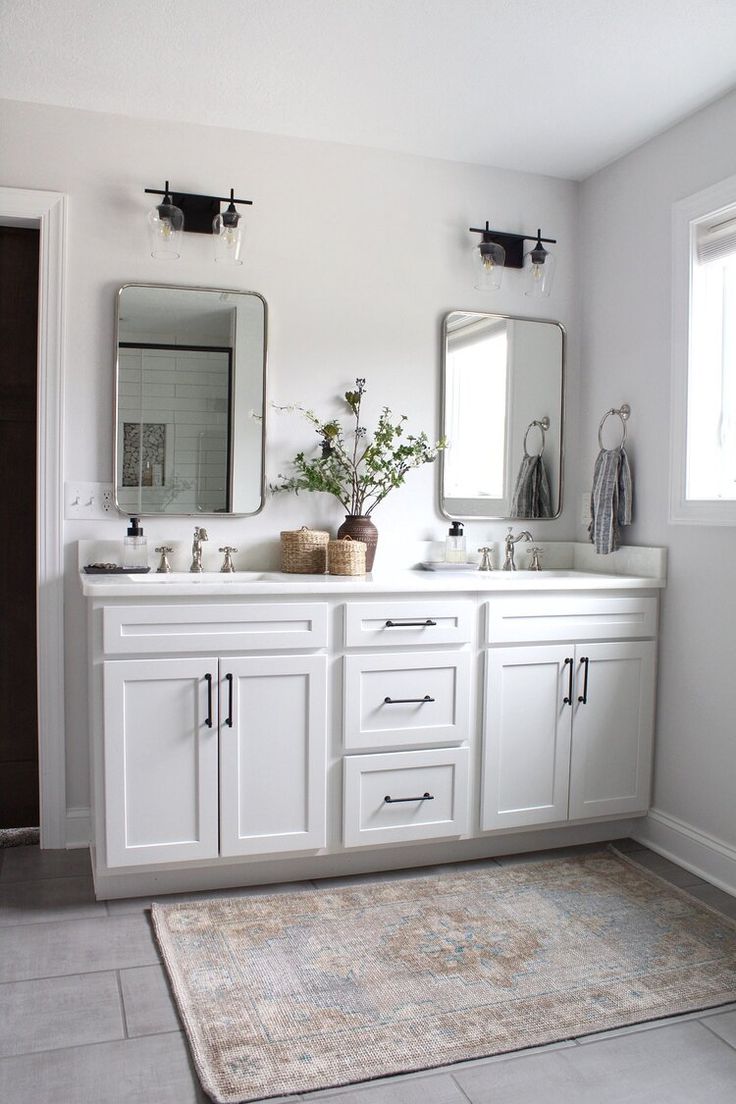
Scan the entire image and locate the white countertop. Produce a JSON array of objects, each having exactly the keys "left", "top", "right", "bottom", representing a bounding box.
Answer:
[{"left": 80, "top": 567, "right": 665, "bottom": 598}]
